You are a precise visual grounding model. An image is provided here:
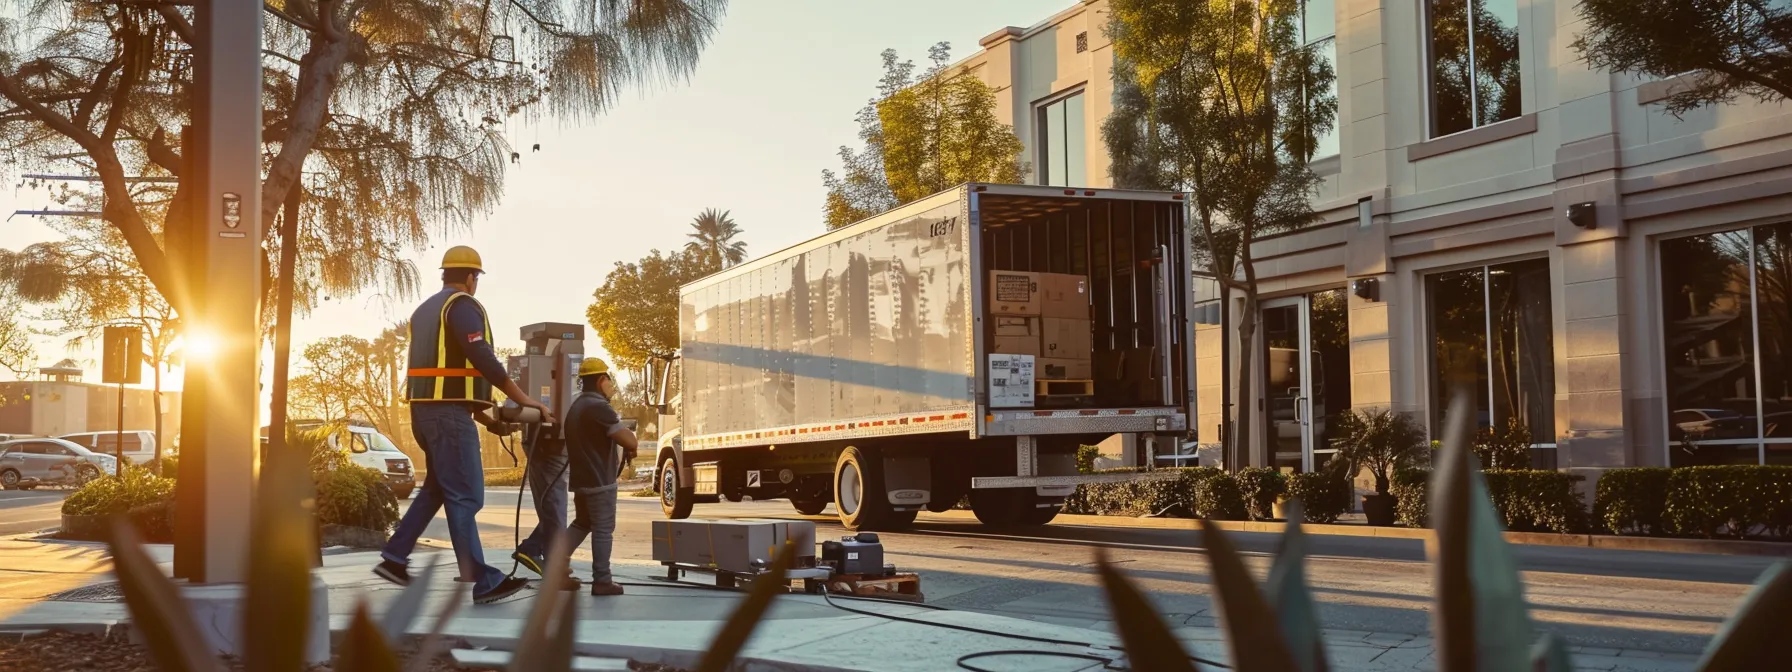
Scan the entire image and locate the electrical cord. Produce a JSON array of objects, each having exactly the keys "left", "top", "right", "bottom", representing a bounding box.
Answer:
[
  {"left": 955, "top": 651, "right": 1114, "bottom": 672},
  {"left": 499, "top": 424, "right": 571, "bottom": 579}
]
